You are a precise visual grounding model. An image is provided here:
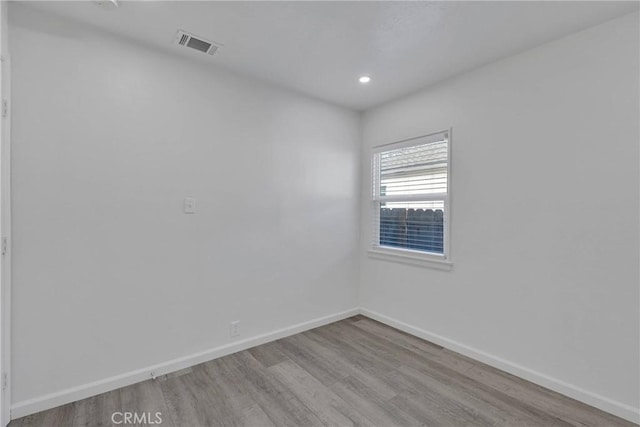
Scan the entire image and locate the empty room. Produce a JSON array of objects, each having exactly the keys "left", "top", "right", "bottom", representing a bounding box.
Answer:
[{"left": 0, "top": 0, "right": 638, "bottom": 426}]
